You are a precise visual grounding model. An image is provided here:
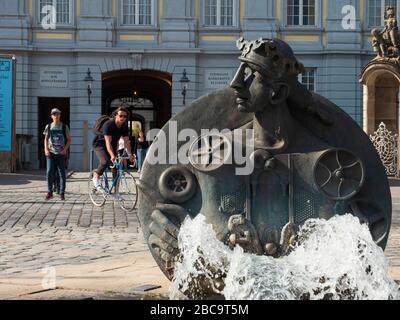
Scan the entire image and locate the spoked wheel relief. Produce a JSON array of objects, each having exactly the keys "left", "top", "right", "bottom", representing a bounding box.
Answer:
[{"left": 314, "top": 149, "right": 365, "bottom": 201}]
